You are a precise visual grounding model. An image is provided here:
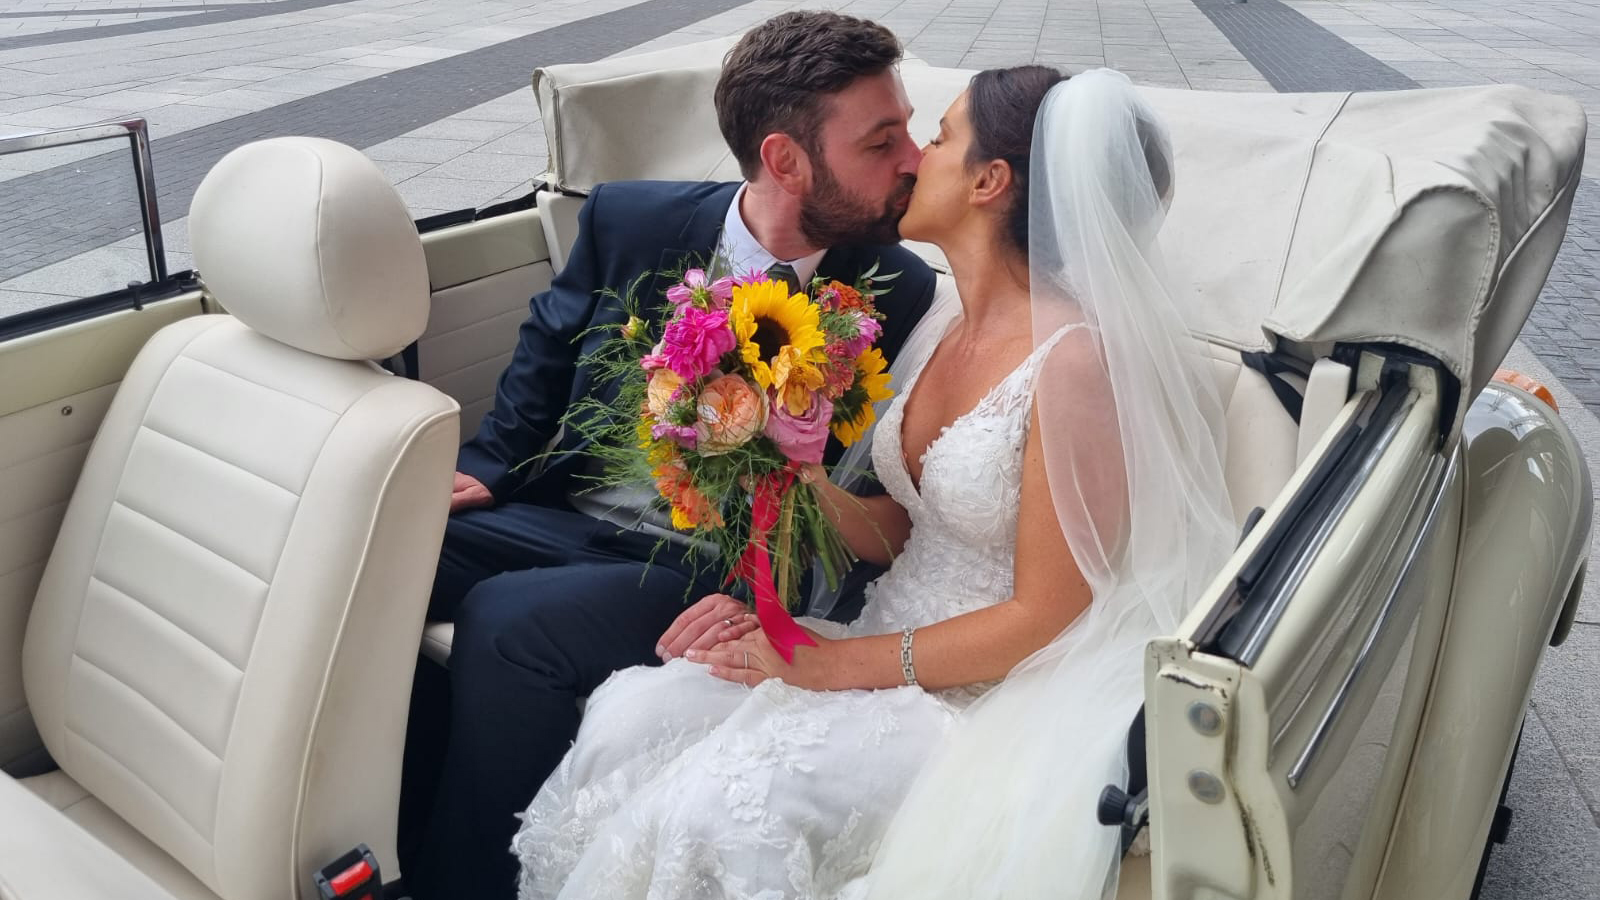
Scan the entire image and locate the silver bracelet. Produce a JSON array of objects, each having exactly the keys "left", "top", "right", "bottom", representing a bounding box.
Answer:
[{"left": 900, "top": 626, "right": 918, "bottom": 686}]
